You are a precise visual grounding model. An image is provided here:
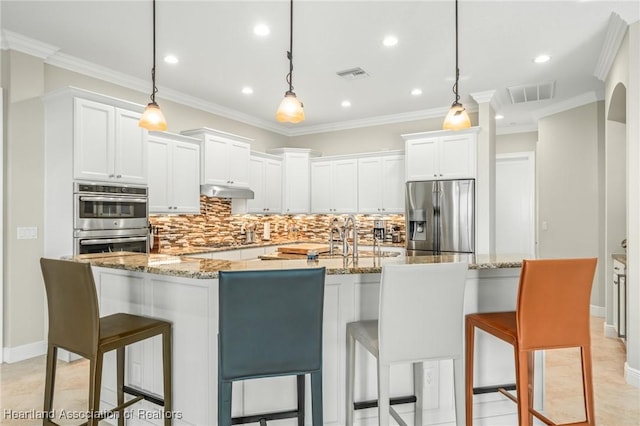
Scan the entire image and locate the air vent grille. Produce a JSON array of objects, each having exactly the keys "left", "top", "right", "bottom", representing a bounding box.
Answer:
[
  {"left": 507, "top": 81, "right": 555, "bottom": 104},
  {"left": 336, "top": 67, "right": 370, "bottom": 80}
]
